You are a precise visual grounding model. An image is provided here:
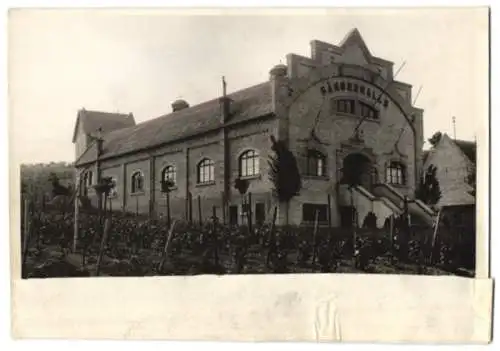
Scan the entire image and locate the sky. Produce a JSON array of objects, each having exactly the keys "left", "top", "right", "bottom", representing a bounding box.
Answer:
[{"left": 8, "top": 8, "right": 489, "bottom": 164}]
